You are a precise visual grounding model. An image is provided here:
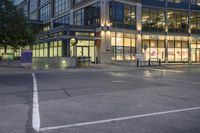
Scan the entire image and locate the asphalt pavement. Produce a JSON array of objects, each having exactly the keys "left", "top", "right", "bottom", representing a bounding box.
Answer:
[{"left": 0, "top": 64, "right": 200, "bottom": 133}]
